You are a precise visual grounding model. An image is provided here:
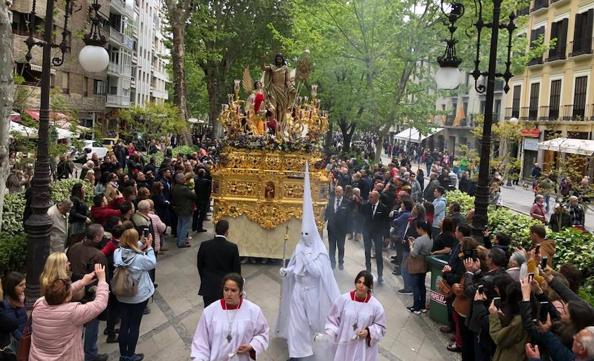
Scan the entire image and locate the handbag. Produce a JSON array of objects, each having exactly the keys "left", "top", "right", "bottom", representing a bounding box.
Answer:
[
  {"left": 452, "top": 277, "right": 471, "bottom": 317},
  {"left": 406, "top": 254, "right": 427, "bottom": 274},
  {"left": 437, "top": 279, "right": 452, "bottom": 297},
  {"left": 16, "top": 309, "right": 33, "bottom": 361},
  {"left": 111, "top": 265, "right": 138, "bottom": 298}
]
